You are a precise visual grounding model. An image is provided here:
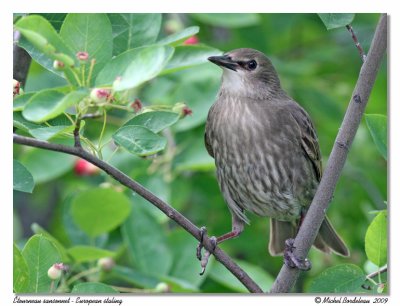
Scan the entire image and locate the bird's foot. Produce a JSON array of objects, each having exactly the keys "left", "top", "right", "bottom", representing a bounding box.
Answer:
[
  {"left": 196, "top": 227, "right": 217, "bottom": 275},
  {"left": 283, "top": 238, "right": 312, "bottom": 271}
]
